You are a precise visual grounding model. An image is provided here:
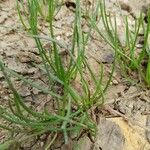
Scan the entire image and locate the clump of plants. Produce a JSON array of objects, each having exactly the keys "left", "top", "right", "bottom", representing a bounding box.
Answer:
[
  {"left": 0, "top": 0, "right": 114, "bottom": 148},
  {"left": 90, "top": 0, "right": 150, "bottom": 87}
]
